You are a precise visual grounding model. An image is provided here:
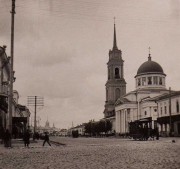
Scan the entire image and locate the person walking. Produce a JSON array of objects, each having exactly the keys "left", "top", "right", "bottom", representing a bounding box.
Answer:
[
  {"left": 23, "top": 130, "right": 30, "bottom": 148},
  {"left": 43, "top": 132, "right": 51, "bottom": 146}
]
